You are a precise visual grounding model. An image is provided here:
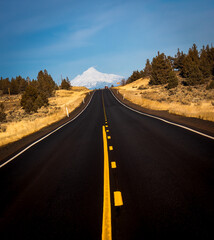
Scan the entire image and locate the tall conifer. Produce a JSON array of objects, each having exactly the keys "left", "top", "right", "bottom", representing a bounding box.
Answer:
[
  {"left": 200, "top": 46, "right": 212, "bottom": 78},
  {"left": 180, "top": 44, "right": 203, "bottom": 85},
  {"left": 142, "top": 59, "right": 152, "bottom": 77},
  {"left": 150, "top": 53, "right": 178, "bottom": 88}
]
